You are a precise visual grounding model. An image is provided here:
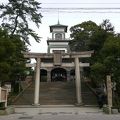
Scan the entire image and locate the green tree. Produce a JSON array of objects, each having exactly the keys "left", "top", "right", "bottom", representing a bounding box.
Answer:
[
  {"left": 91, "top": 62, "right": 106, "bottom": 85},
  {"left": 91, "top": 35, "right": 120, "bottom": 83},
  {"left": 69, "top": 20, "right": 115, "bottom": 83},
  {"left": 0, "top": 0, "right": 42, "bottom": 44},
  {"left": 0, "top": 28, "right": 14, "bottom": 83},
  {"left": 100, "top": 19, "right": 114, "bottom": 32},
  {"left": 69, "top": 20, "right": 114, "bottom": 53},
  {"left": 70, "top": 20, "right": 120, "bottom": 107},
  {"left": 101, "top": 36, "right": 120, "bottom": 90},
  {"left": 0, "top": 28, "right": 28, "bottom": 86},
  {"left": 69, "top": 21, "right": 99, "bottom": 51},
  {"left": 0, "top": 0, "right": 42, "bottom": 90}
]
